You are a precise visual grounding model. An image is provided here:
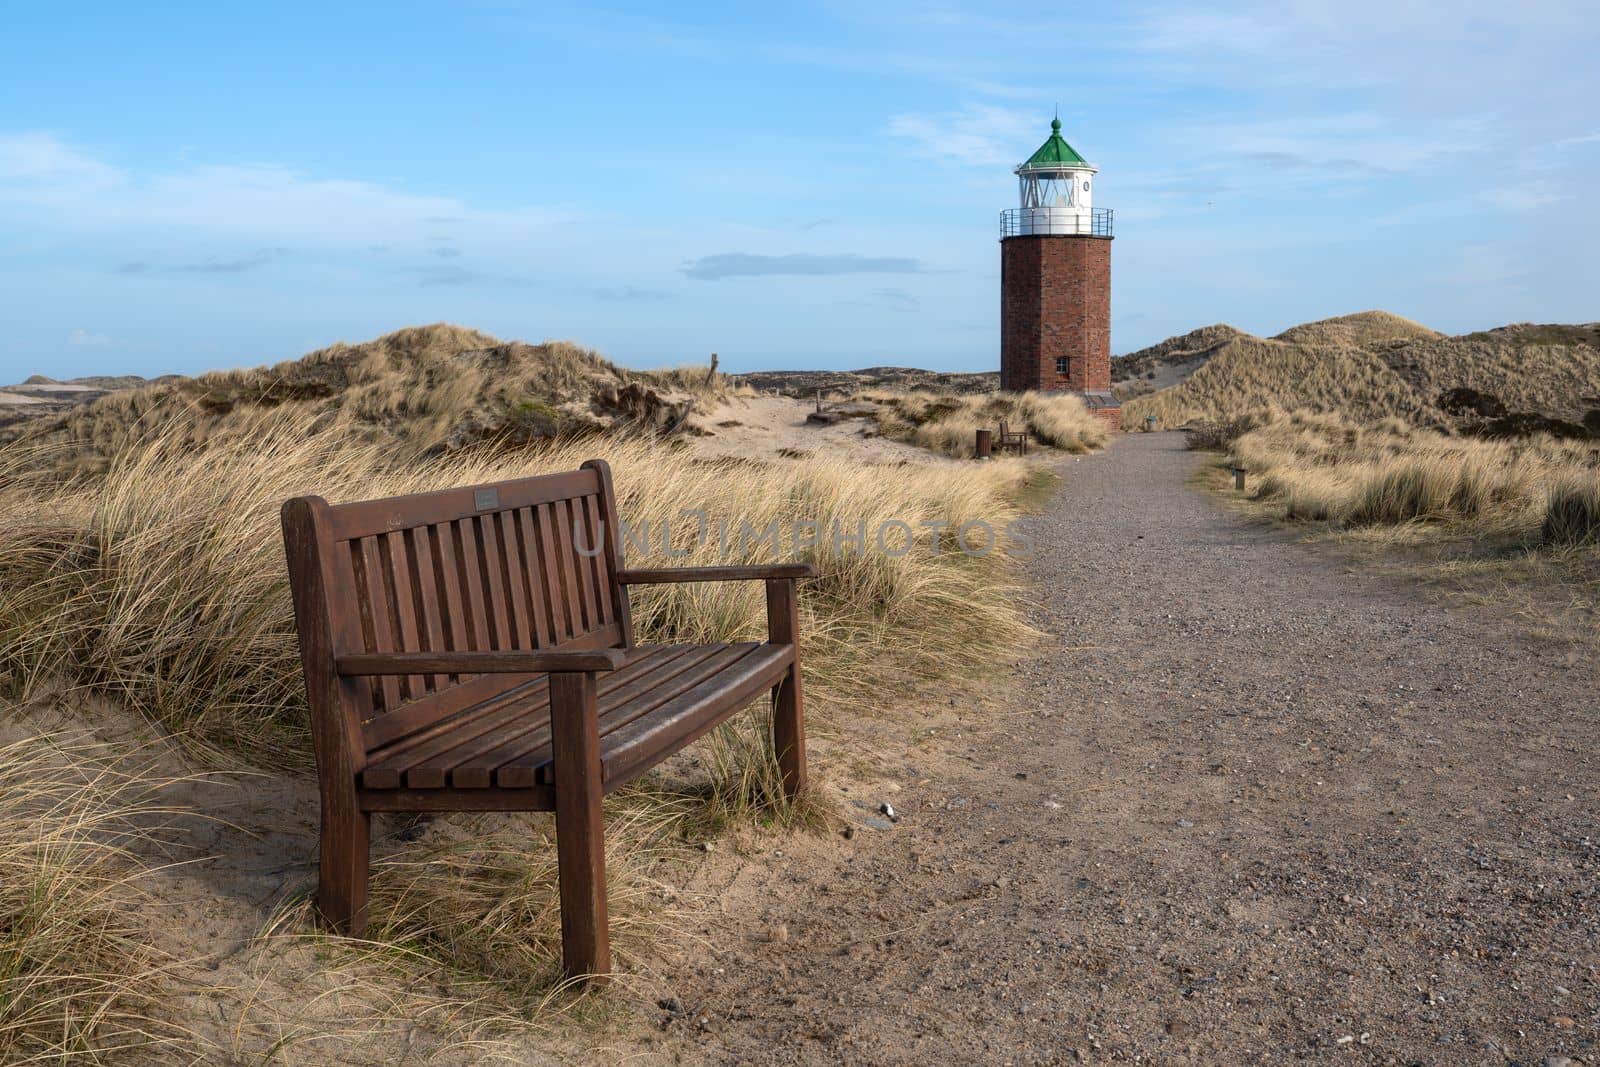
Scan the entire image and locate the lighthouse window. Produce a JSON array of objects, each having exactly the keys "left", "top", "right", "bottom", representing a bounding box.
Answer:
[{"left": 1055, "top": 356, "right": 1070, "bottom": 377}]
